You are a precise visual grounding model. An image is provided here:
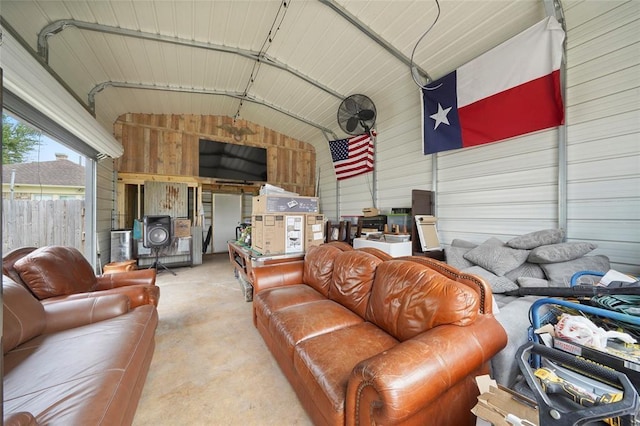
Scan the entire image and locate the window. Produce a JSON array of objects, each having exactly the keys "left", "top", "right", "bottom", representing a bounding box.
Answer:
[{"left": 2, "top": 113, "right": 89, "bottom": 253}]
